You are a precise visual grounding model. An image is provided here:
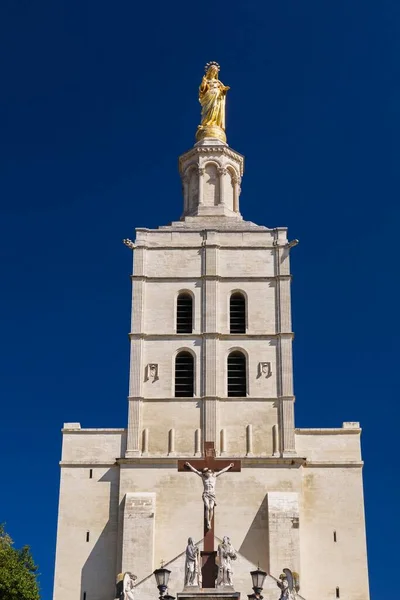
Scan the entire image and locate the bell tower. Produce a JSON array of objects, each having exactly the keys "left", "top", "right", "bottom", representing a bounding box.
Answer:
[
  {"left": 124, "top": 63, "right": 296, "bottom": 462},
  {"left": 53, "top": 62, "right": 370, "bottom": 600}
]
